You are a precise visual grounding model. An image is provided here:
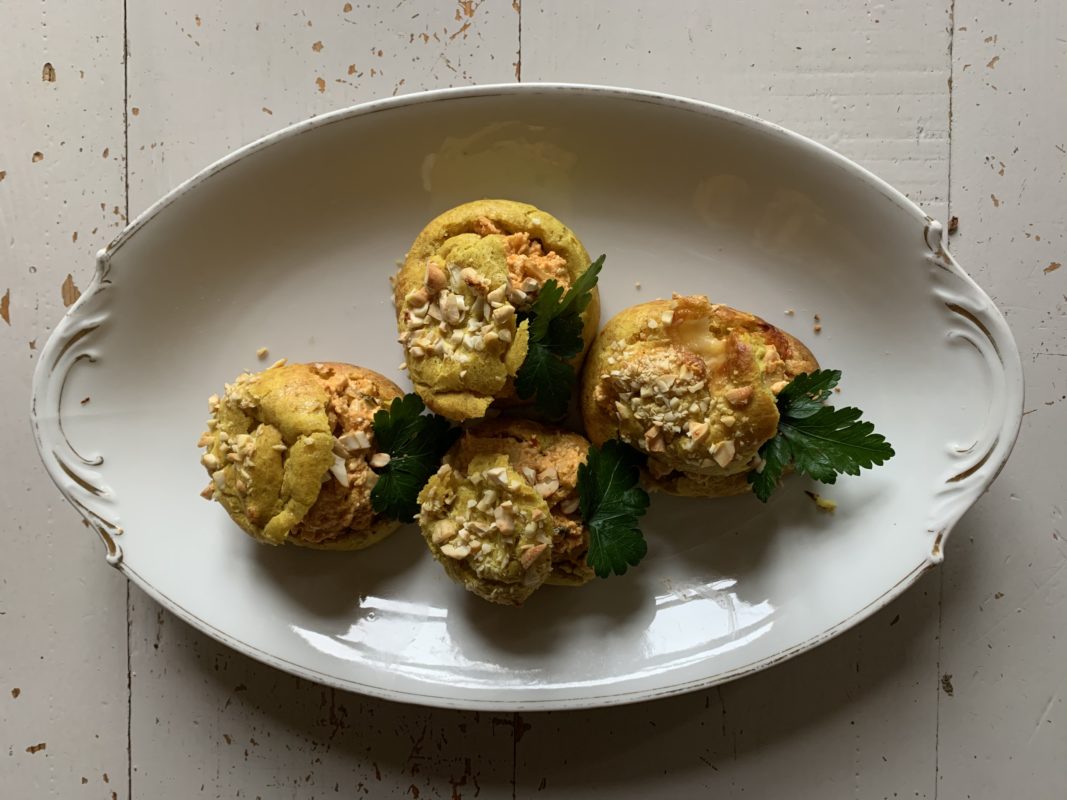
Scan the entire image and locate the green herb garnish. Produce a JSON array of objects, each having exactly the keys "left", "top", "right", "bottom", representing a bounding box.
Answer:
[
  {"left": 370, "top": 393, "right": 460, "bottom": 522},
  {"left": 515, "top": 255, "right": 605, "bottom": 418},
  {"left": 747, "top": 369, "right": 895, "bottom": 502},
  {"left": 578, "top": 439, "right": 651, "bottom": 578}
]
